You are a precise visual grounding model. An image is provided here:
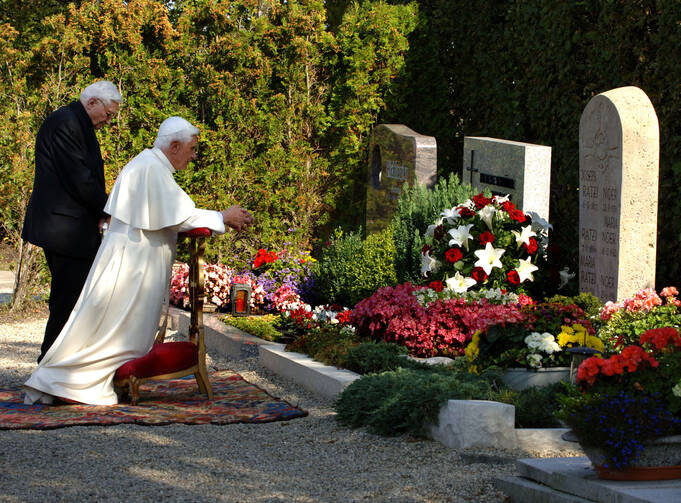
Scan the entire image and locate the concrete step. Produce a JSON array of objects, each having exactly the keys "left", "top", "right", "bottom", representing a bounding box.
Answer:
[
  {"left": 494, "top": 474, "right": 595, "bottom": 502},
  {"left": 497, "top": 457, "right": 681, "bottom": 503}
]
